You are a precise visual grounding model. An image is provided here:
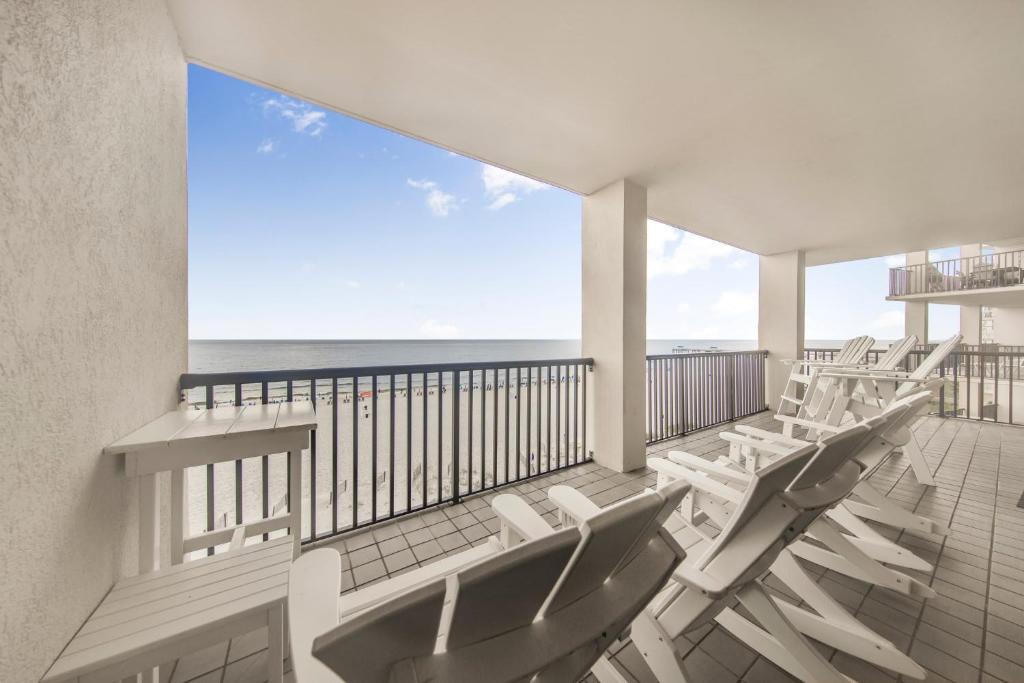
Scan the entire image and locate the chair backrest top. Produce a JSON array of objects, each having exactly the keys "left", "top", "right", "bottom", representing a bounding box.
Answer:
[
  {"left": 908, "top": 334, "right": 963, "bottom": 380},
  {"left": 696, "top": 440, "right": 818, "bottom": 571},
  {"left": 786, "top": 420, "right": 873, "bottom": 493},
  {"left": 836, "top": 335, "right": 875, "bottom": 364},
  {"left": 874, "top": 335, "right": 919, "bottom": 371},
  {"left": 542, "top": 487, "right": 666, "bottom": 615},
  {"left": 313, "top": 526, "right": 583, "bottom": 683}
]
